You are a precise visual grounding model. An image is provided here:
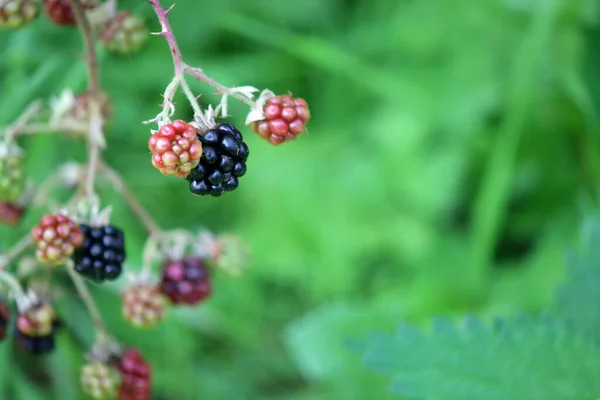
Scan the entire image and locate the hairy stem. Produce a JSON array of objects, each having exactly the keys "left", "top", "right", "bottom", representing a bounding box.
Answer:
[
  {"left": 100, "top": 162, "right": 163, "bottom": 237},
  {"left": 66, "top": 260, "right": 107, "bottom": 334}
]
